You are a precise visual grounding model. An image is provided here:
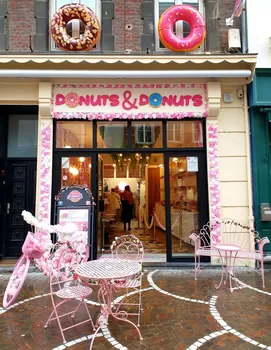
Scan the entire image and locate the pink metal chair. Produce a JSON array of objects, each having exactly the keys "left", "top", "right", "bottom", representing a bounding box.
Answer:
[
  {"left": 110, "top": 234, "right": 144, "bottom": 326},
  {"left": 44, "top": 242, "right": 95, "bottom": 343}
]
